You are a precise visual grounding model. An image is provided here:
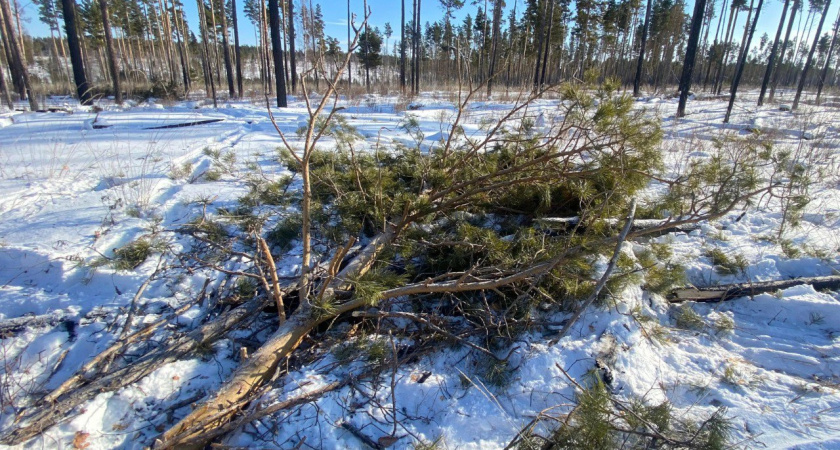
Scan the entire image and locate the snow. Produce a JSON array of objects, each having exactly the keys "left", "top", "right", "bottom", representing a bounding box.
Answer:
[{"left": 1, "top": 92, "right": 839, "bottom": 448}]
